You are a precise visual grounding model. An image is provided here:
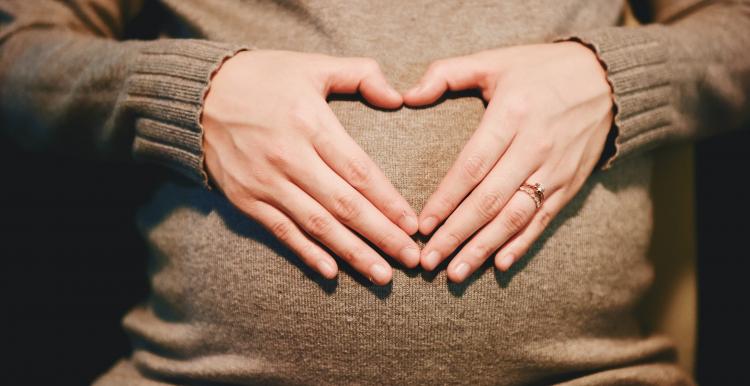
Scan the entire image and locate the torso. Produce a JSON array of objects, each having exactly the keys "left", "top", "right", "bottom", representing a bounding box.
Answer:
[{"left": 102, "top": 1, "right": 692, "bottom": 384}]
